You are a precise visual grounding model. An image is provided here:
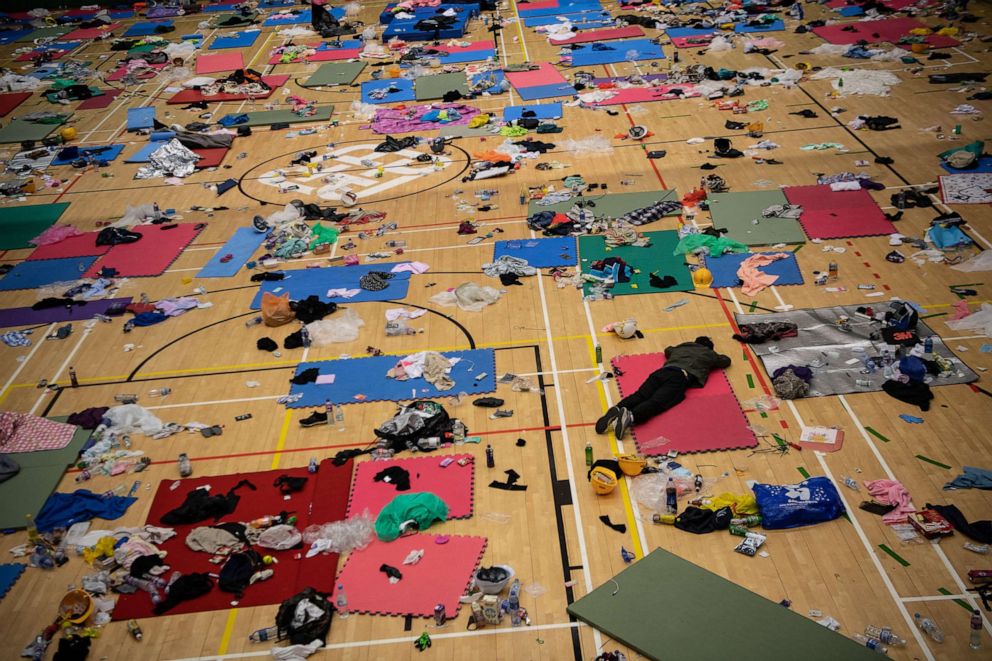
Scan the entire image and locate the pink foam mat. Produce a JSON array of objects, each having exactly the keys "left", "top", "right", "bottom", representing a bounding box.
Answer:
[
  {"left": 77, "top": 89, "right": 122, "bottom": 110},
  {"left": 504, "top": 61, "right": 566, "bottom": 89},
  {"left": 195, "top": 52, "right": 244, "bottom": 74},
  {"left": 83, "top": 223, "right": 203, "bottom": 278},
  {"left": 62, "top": 23, "right": 121, "bottom": 40},
  {"left": 783, "top": 184, "right": 878, "bottom": 211},
  {"left": 784, "top": 185, "right": 894, "bottom": 239},
  {"left": 671, "top": 35, "right": 714, "bottom": 48},
  {"left": 268, "top": 46, "right": 362, "bottom": 65},
  {"left": 346, "top": 455, "right": 475, "bottom": 520},
  {"left": 166, "top": 75, "right": 289, "bottom": 104},
  {"left": 27, "top": 232, "right": 109, "bottom": 261},
  {"left": 549, "top": 25, "right": 644, "bottom": 45},
  {"left": 813, "top": 17, "right": 959, "bottom": 47},
  {"left": 16, "top": 46, "right": 75, "bottom": 62},
  {"left": 612, "top": 353, "right": 756, "bottom": 455},
  {"left": 106, "top": 62, "right": 166, "bottom": 81},
  {"left": 333, "top": 534, "right": 487, "bottom": 617},
  {"left": 590, "top": 84, "right": 700, "bottom": 105}
]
